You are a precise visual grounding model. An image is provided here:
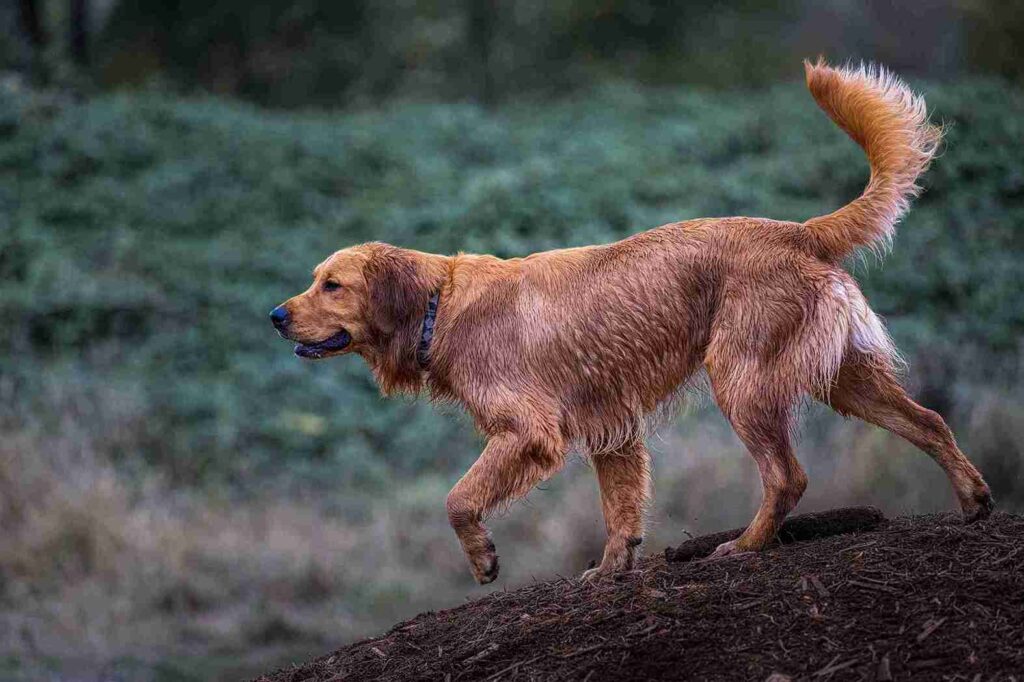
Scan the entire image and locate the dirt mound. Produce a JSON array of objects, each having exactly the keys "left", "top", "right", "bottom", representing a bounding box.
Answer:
[{"left": 254, "top": 511, "right": 1024, "bottom": 681}]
